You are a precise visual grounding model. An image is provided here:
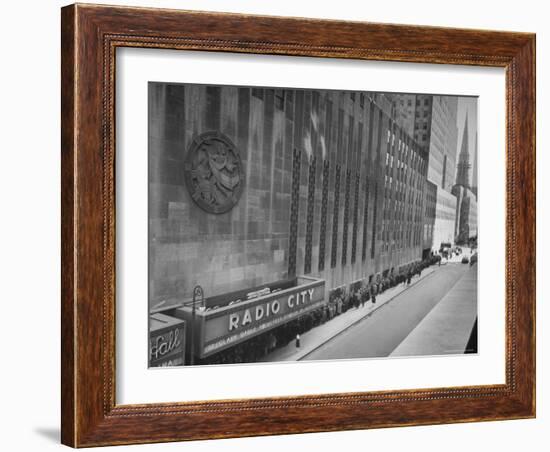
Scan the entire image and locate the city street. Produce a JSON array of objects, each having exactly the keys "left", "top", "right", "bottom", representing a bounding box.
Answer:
[{"left": 302, "top": 263, "right": 476, "bottom": 361}]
